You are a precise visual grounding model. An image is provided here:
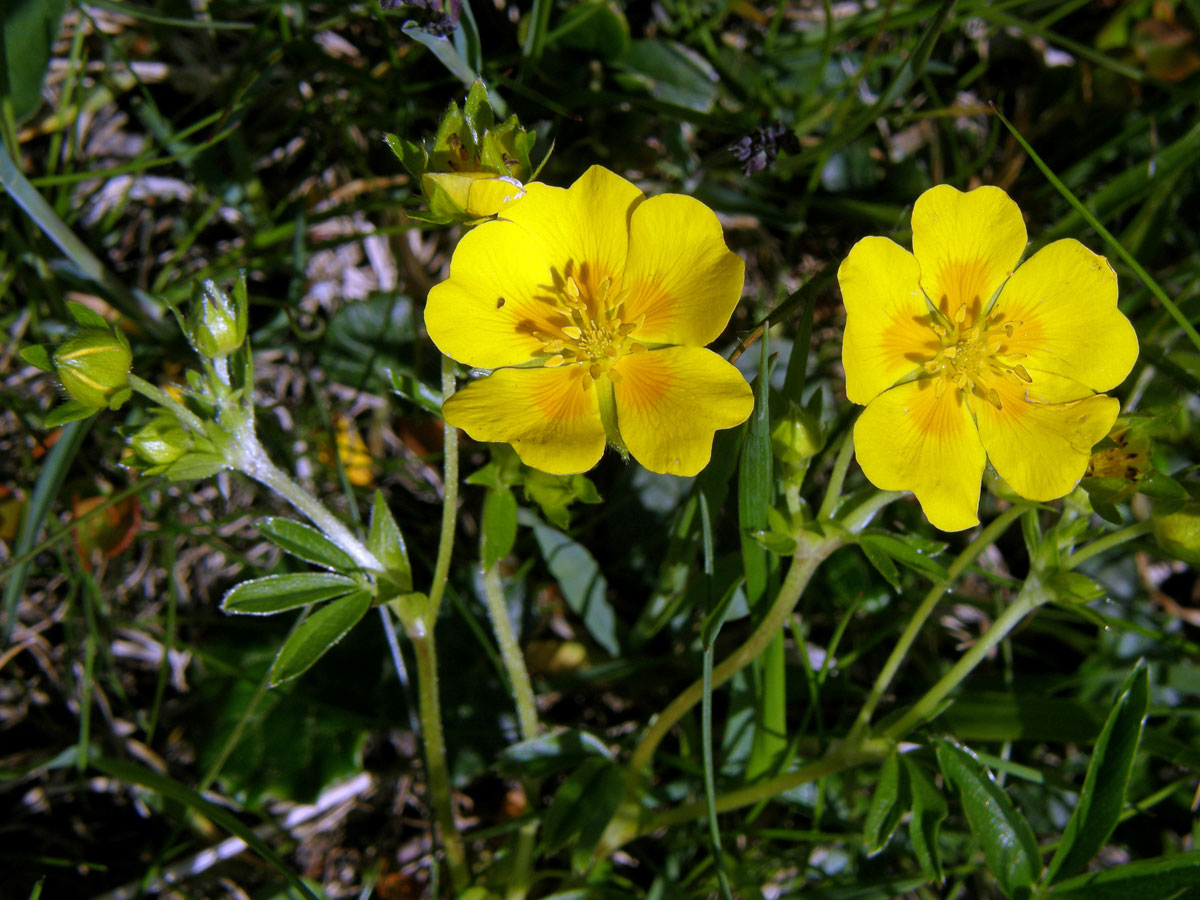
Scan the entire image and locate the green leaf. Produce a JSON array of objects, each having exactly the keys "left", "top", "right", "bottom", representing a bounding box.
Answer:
[
  {"left": 523, "top": 470, "right": 601, "bottom": 530},
  {"left": 936, "top": 739, "right": 1041, "bottom": 899},
  {"left": 482, "top": 485, "right": 518, "bottom": 570},
  {"left": 531, "top": 520, "right": 619, "bottom": 656},
  {"left": 43, "top": 401, "right": 97, "bottom": 428},
  {"left": 222, "top": 573, "right": 359, "bottom": 615},
  {"left": 162, "top": 453, "right": 228, "bottom": 482},
  {"left": 859, "top": 531, "right": 949, "bottom": 580},
  {"left": 388, "top": 369, "right": 443, "bottom": 415},
  {"left": 257, "top": 517, "right": 359, "bottom": 573},
  {"left": 860, "top": 538, "right": 901, "bottom": 590},
  {"left": 1, "top": 0, "right": 68, "bottom": 123},
  {"left": 542, "top": 756, "right": 625, "bottom": 868},
  {"left": 66, "top": 301, "right": 110, "bottom": 329},
  {"left": 403, "top": 22, "right": 478, "bottom": 87},
  {"left": 904, "top": 755, "right": 948, "bottom": 884},
  {"left": 616, "top": 40, "right": 718, "bottom": 113},
  {"left": 1046, "top": 852, "right": 1200, "bottom": 899},
  {"left": 554, "top": 1, "right": 630, "bottom": 61},
  {"left": 1045, "top": 663, "right": 1150, "bottom": 884},
  {"left": 19, "top": 344, "right": 53, "bottom": 371},
  {"left": 863, "top": 753, "right": 911, "bottom": 856},
  {"left": 367, "top": 492, "right": 412, "bottom": 591},
  {"left": 497, "top": 728, "right": 613, "bottom": 778},
  {"left": 384, "top": 132, "right": 427, "bottom": 179},
  {"left": 269, "top": 592, "right": 371, "bottom": 686},
  {"left": 320, "top": 295, "right": 416, "bottom": 393}
]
